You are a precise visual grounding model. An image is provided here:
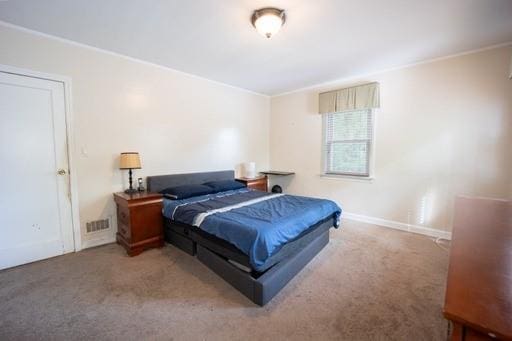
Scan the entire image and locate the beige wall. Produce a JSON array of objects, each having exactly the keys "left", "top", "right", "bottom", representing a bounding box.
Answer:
[
  {"left": 270, "top": 46, "right": 512, "bottom": 233},
  {"left": 0, "top": 25, "right": 270, "bottom": 247},
  {"left": 1, "top": 23, "right": 510, "bottom": 245}
]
